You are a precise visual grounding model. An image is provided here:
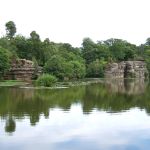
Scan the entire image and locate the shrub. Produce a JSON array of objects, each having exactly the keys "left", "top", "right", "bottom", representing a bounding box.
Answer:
[{"left": 36, "top": 74, "right": 57, "bottom": 87}]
